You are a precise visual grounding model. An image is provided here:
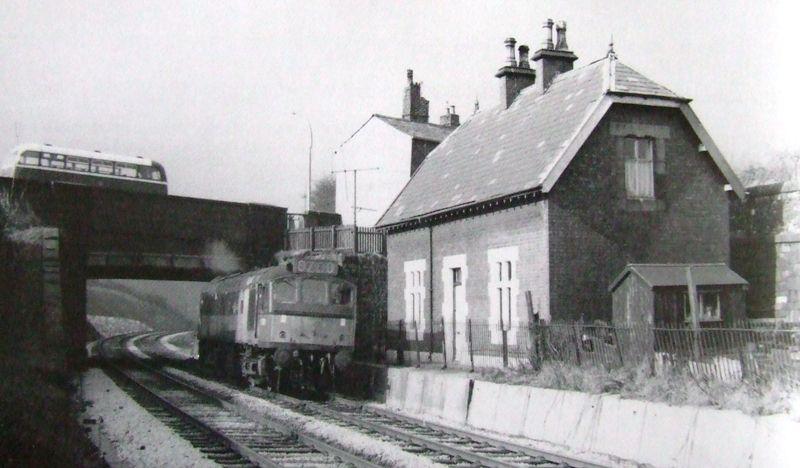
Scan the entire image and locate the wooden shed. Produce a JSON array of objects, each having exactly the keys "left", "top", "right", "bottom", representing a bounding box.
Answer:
[{"left": 610, "top": 264, "right": 748, "bottom": 327}]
